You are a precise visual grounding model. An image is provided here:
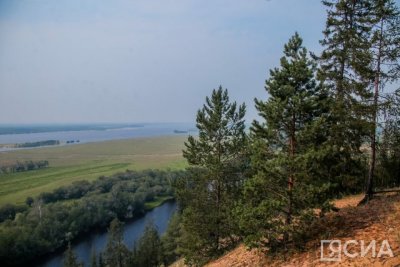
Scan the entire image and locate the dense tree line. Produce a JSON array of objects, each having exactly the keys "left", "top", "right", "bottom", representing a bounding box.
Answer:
[
  {"left": 15, "top": 140, "right": 60, "bottom": 148},
  {"left": 0, "top": 160, "right": 49, "bottom": 174},
  {"left": 36, "top": 169, "right": 176, "bottom": 204},
  {"left": 0, "top": 204, "right": 27, "bottom": 223},
  {"left": 0, "top": 169, "right": 184, "bottom": 266},
  {"left": 173, "top": 0, "right": 400, "bottom": 266},
  {"left": 176, "top": 87, "right": 249, "bottom": 265}
]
